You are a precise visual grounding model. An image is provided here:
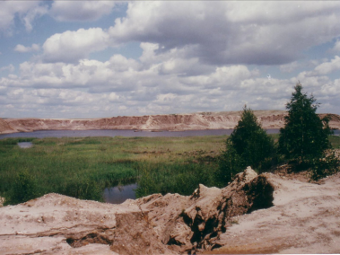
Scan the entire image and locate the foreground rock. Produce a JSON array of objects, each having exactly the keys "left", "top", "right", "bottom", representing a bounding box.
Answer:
[
  {"left": 1, "top": 111, "right": 340, "bottom": 134},
  {"left": 1, "top": 168, "right": 340, "bottom": 254}
]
